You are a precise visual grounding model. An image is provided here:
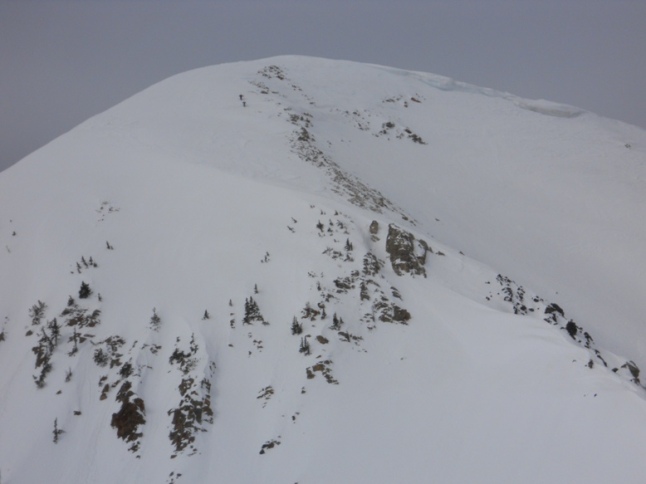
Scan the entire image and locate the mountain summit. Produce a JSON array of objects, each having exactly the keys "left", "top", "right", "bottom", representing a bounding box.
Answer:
[{"left": 1, "top": 56, "right": 646, "bottom": 483}]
